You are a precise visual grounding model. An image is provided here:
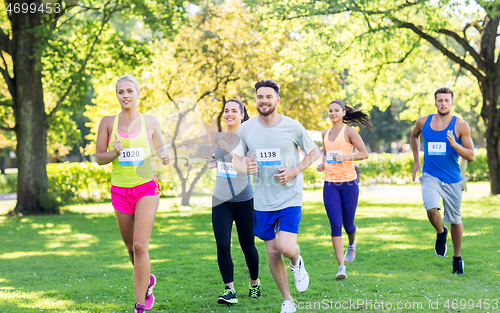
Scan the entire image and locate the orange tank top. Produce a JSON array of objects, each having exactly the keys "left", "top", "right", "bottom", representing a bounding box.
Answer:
[{"left": 324, "top": 125, "right": 357, "bottom": 183}]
